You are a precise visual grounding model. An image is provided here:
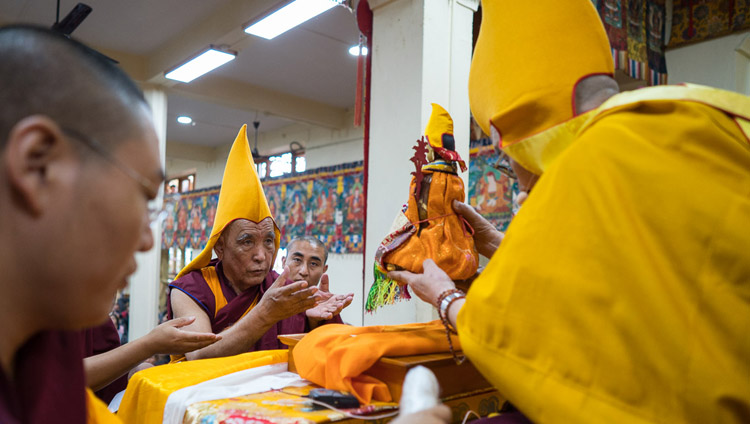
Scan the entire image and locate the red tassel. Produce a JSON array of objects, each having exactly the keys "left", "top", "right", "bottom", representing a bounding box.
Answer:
[{"left": 354, "top": 38, "right": 365, "bottom": 128}]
